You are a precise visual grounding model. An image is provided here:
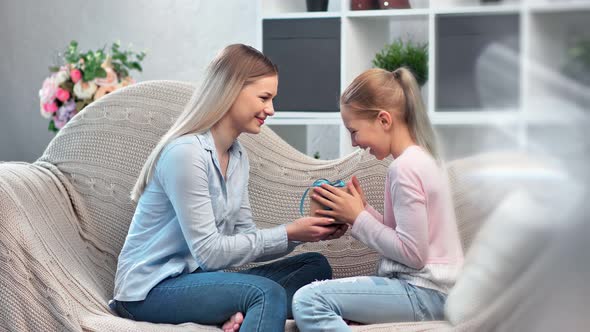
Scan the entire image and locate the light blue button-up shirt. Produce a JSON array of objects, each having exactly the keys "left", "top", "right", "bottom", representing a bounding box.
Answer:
[{"left": 113, "top": 131, "right": 296, "bottom": 301}]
